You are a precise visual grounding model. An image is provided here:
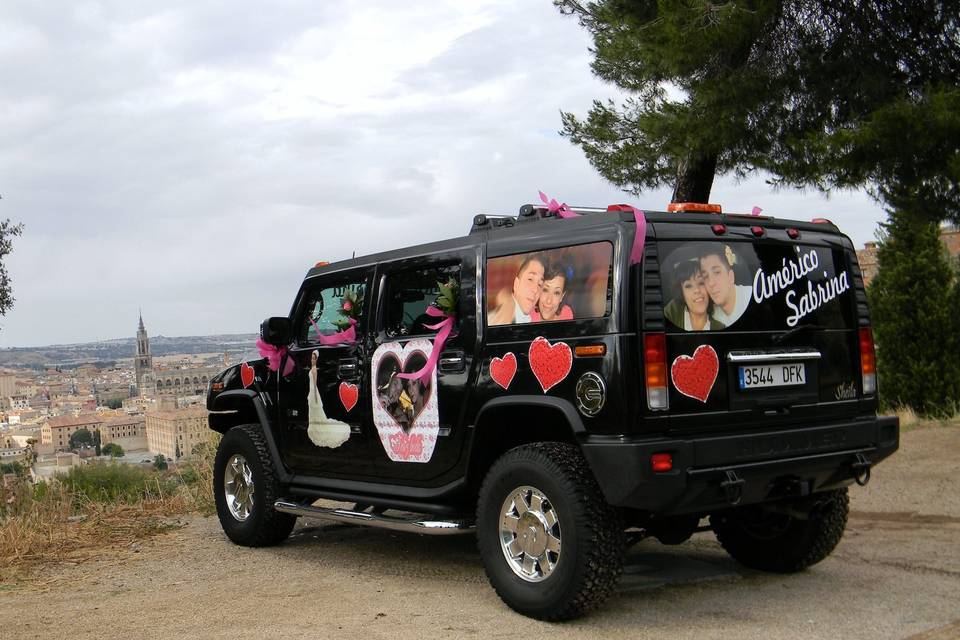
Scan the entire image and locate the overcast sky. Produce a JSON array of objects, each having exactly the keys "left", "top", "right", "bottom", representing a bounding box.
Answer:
[{"left": 0, "top": 1, "right": 886, "bottom": 348}]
